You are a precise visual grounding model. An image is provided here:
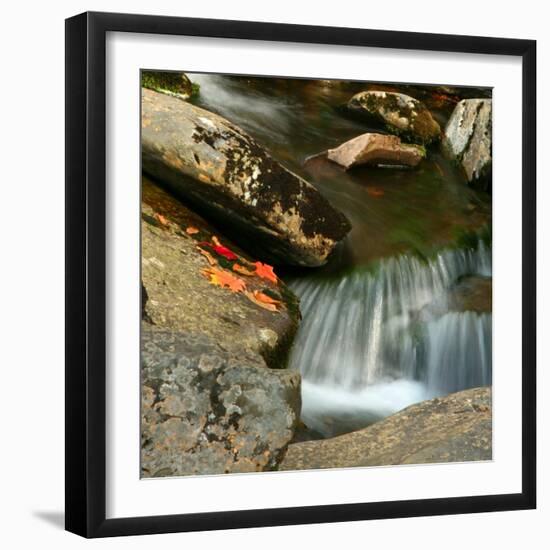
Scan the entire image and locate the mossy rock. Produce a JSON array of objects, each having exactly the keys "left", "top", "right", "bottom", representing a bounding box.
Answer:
[
  {"left": 141, "top": 70, "right": 197, "bottom": 100},
  {"left": 347, "top": 91, "right": 441, "bottom": 146}
]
